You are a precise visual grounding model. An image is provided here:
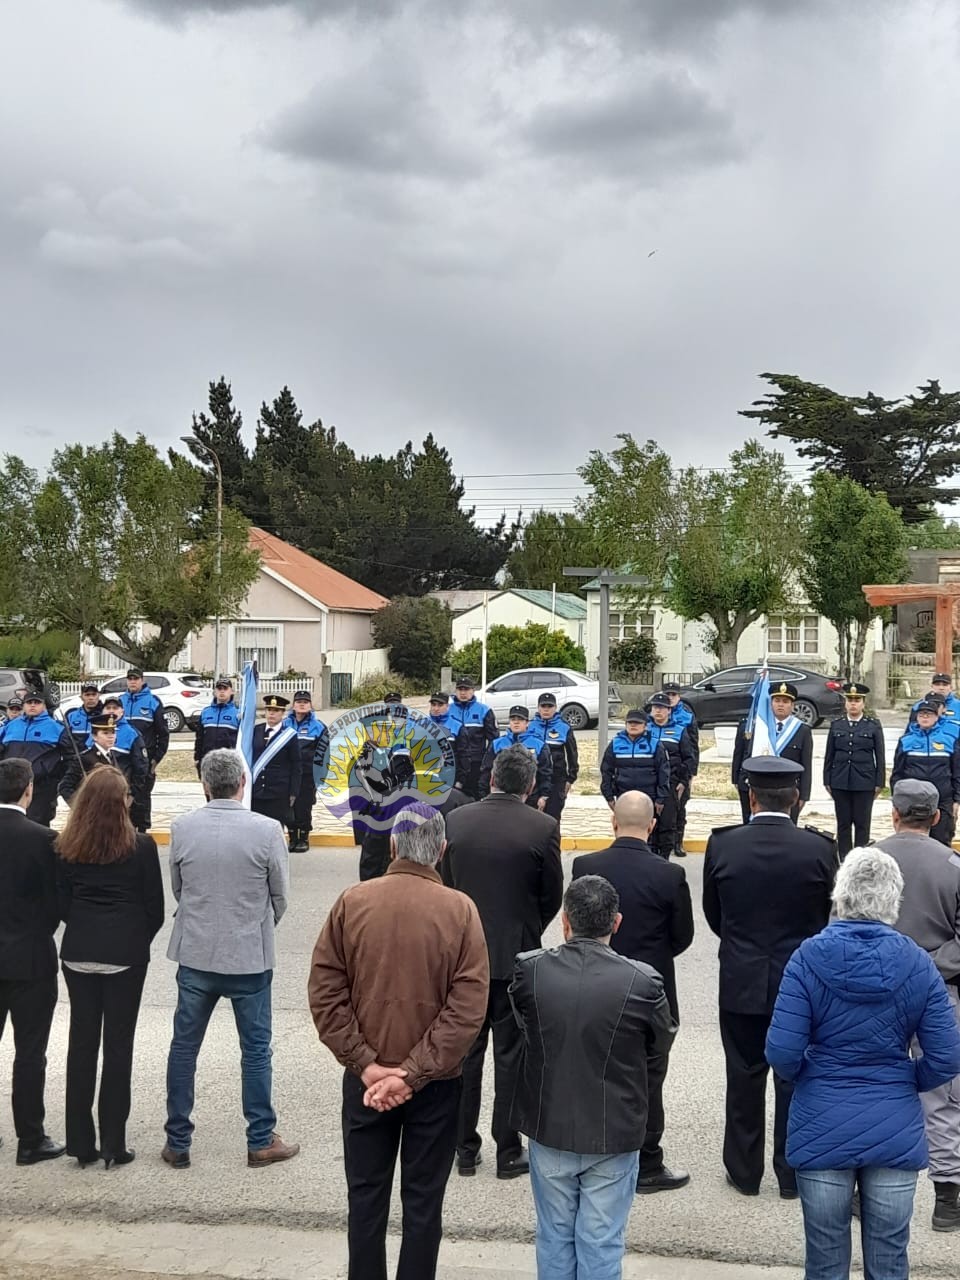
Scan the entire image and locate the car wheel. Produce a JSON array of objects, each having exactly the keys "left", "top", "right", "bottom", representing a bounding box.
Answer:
[
  {"left": 560, "top": 703, "right": 590, "bottom": 730},
  {"left": 793, "top": 699, "right": 818, "bottom": 727},
  {"left": 164, "top": 706, "right": 185, "bottom": 734},
  {"left": 45, "top": 680, "right": 61, "bottom": 710}
]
